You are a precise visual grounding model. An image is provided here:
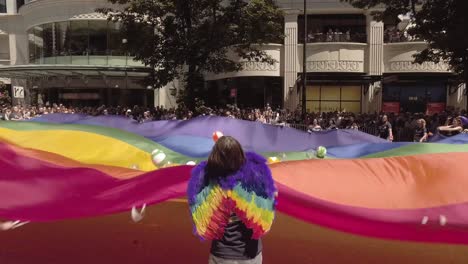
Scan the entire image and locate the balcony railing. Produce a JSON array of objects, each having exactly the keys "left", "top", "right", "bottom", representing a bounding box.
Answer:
[
  {"left": 384, "top": 31, "right": 423, "bottom": 43},
  {"left": 300, "top": 33, "right": 367, "bottom": 44}
]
